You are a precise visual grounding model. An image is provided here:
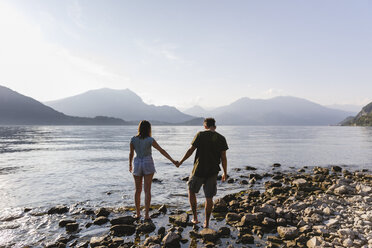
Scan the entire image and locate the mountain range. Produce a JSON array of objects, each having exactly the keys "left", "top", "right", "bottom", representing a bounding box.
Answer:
[
  {"left": 0, "top": 85, "right": 126, "bottom": 125},
  {"left": 46, "top": 88, "right": 195, "bottom": 124},
  {"left": 0, "top": 85, "right": 357, "bottom": 126},
  {"left": 340, "top": 102, "right": 372, "bottom": 126}
]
